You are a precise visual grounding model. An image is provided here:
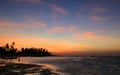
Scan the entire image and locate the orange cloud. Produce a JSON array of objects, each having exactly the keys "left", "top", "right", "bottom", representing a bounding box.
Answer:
[
  {"left": 50, "top": 4, "right": 68, "bottom": 14},
  {"left": 0, "top": 36, "right": 53, "bottom": 50},
  {"left": 47, "top": 25, "right": 76, "bottom": 34},
  {"left": 0, "top": 35, "right": 90, "bottom": 54},
  {"left": 1, "top": 34, "right": 118, "bottom": 55}
]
